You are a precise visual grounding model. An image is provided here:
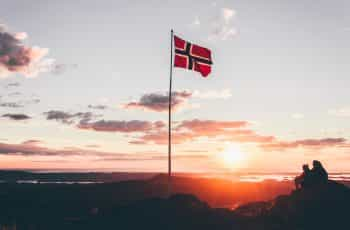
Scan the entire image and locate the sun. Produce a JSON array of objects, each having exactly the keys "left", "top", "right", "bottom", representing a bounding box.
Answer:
[{"left": 218, "top": 144, "right": 246, "bottom": 168}]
